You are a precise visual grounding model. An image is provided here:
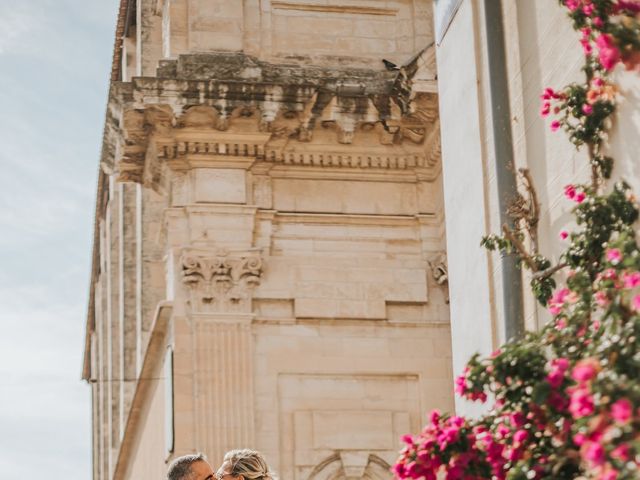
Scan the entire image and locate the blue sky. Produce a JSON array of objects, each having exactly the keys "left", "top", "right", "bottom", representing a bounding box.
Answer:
[{"left": 0, "top": 1, "right": 118, "bottom": 477}]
